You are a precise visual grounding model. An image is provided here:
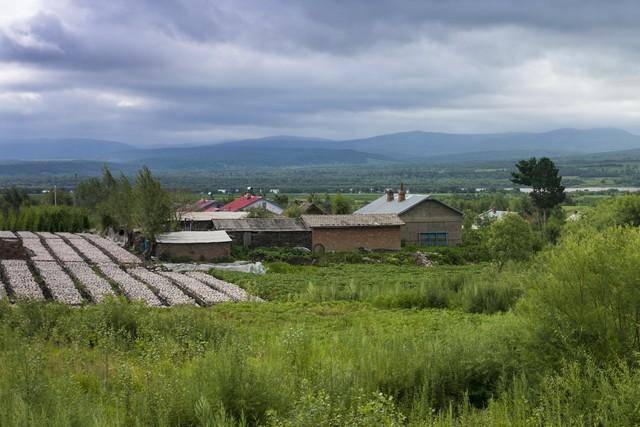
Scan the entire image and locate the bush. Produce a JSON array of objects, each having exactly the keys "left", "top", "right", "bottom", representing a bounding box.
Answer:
[
  {"left": 485, "top": 214, "right": 539, "bottom": 266},
  {"left": 519, "top": 226, "right": 640, "bottom": 369}
]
